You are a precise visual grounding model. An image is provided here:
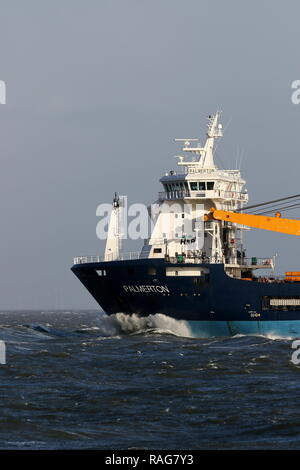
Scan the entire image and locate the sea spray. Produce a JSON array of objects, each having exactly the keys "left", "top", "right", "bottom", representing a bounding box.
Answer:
[{"left": 97, "top": 312, "right": 193, "bottom": 337}]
